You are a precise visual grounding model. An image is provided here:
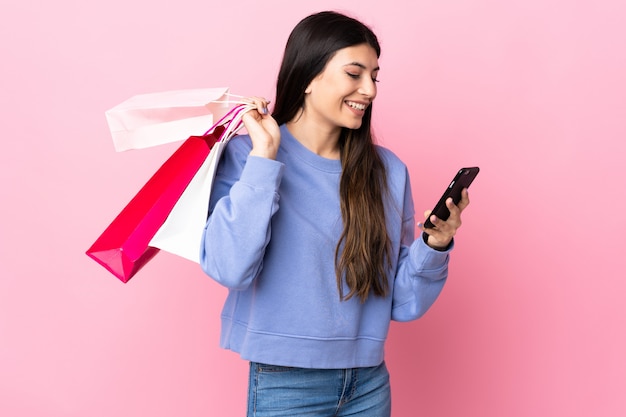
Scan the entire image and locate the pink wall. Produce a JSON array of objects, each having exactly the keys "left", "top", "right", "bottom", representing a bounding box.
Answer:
[{"left": 1, "top": 0, "right": 624, "bottom": 416}]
